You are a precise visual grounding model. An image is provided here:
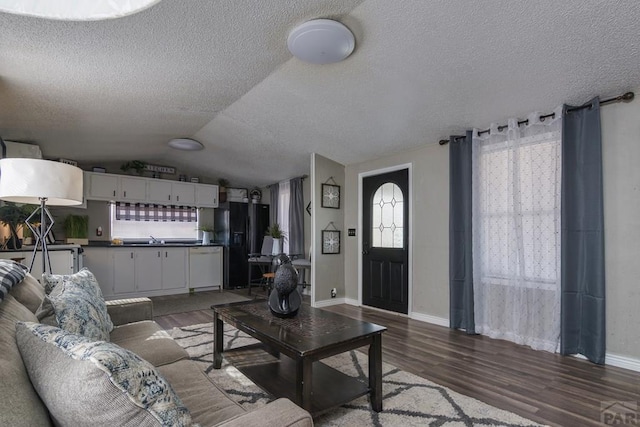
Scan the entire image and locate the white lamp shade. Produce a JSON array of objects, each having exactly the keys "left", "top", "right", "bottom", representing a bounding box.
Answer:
[
  {"left": 0, "top": 0, "right": 161, "bottom": 21},
  {"left": 0, "top": 158, "right": 83, "bottom": 206}
]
